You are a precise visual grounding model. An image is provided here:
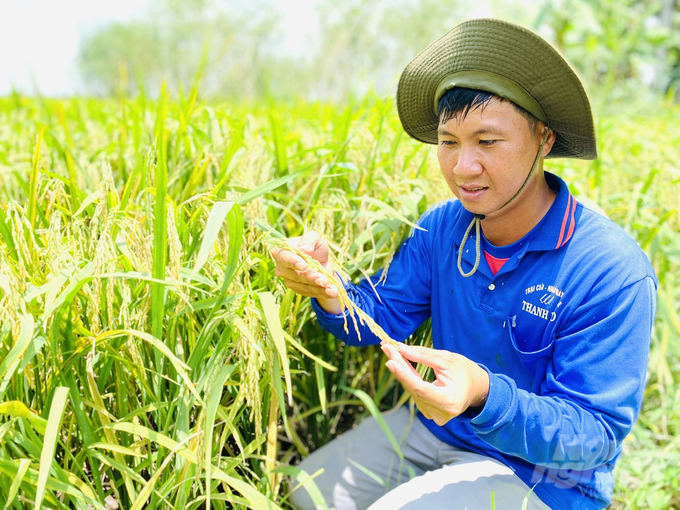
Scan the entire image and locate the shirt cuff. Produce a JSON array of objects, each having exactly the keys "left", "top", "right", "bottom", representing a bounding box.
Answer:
[{"left": 456, "top": 366, "right": 516, "bottom": 432}]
